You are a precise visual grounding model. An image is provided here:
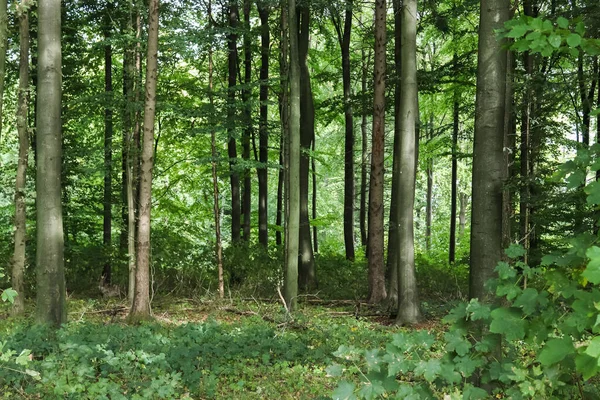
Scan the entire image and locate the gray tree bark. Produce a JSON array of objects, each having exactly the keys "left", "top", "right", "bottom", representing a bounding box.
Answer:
[
  {"left": 129, "top": 0, "right": 159, "bottom": 321},
  {"left": 103, "top": 3, "right": 114, "bottom": 285},
  {"left": 36, "top": 0, "right": 66, "bottom": 326},
  {"left": 11, "top": 0, "right": 31, "bottom": 316},
  {"left": 395, "top": 0, "right": 422, "bottom": 325},
  {"left": 469, "top": 0, "right": 509, "bottom": 301}
]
